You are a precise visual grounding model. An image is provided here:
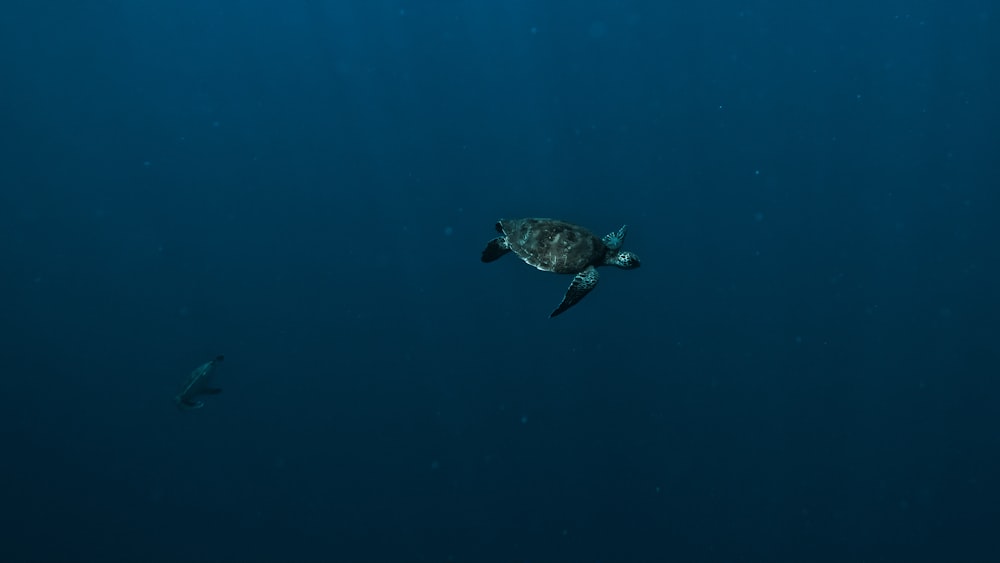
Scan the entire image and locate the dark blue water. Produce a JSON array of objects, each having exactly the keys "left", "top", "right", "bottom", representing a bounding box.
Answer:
[{"left": 2, "top": 2, "right": 998, "bottom": 562}]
